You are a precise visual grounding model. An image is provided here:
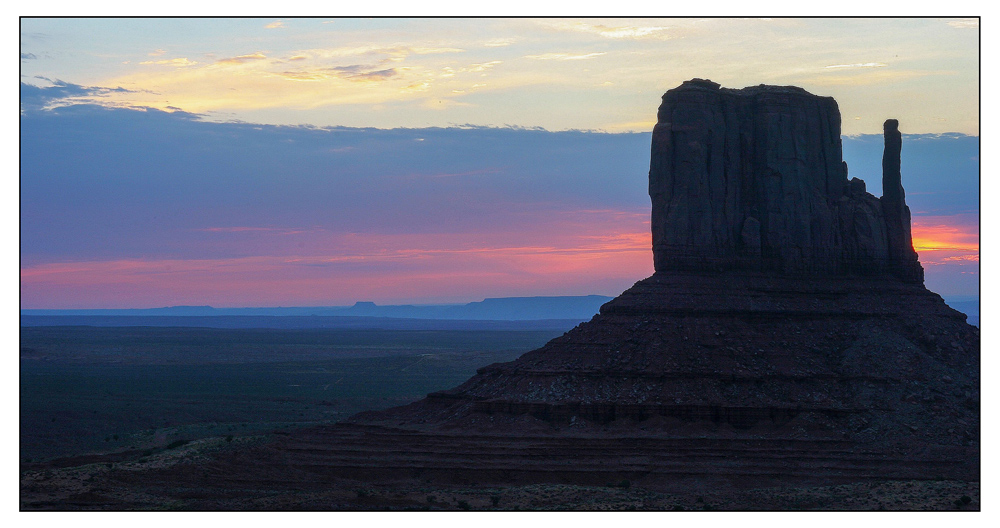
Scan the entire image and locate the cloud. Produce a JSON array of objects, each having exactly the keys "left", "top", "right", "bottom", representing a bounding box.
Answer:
[
  {"left": 21, "top": 52, "right": 37, "bottom": 60},
  {"left": 466, "top": 60, "right": 501, "bottom": 72},
  {"left": 148, "top": 49, "right": 167, "bottom": 56},
  {"left": 216, "top": 52, "right": 268, "bottom": 64},
  {"left": 483, "top": 38, "right": 515, "bottom": 47},
  {"left": 265, "top": 20, "right": 285, "bottom": 29},
  {"left": 409, "top": 47, "right": 465, "bottom": 54},
  {"left": 274, "top": 71, "right": 328, "bottom": 82},
  {"left": 53, "top": 42, "right": 499, "bottom": 117},
  {"left": 139, "top": 58, "right": 198, "bottom": 67},
  {"left": 274, "top": 64, "right": 400, "bottom": 83},
  {"left": 20, "top": 103, "right": 651, "bottom": 265},
  {"left": 19, "top": 79, "right": 142, "bottom": 112},
  {"left": 823, "top": 62, "right": 888, "bottom": 70},
  {"left": 543, "top": 20, "right": 671, "bottom": 39},
  {"left": 20, "top": 102, "right": 978, "bottom": 305},
  {"left": 524, "top": 52, "right": 606, "bottom": 61},
  {"left": 946, "top": 18, "right": 978, "bottom": 29},
  {"left": 404, "top": 81, "right": 432, "bottom": 92},
  {"left": 330, "top": 65, "right": 399, "bottom": 81},
  {"left": 347, "top": 68, "right": 398, "bottom": 81}
]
